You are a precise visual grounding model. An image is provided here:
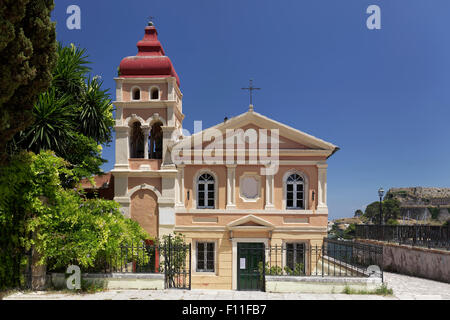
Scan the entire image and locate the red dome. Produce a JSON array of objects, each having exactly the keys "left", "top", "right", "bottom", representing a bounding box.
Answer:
[{"left": 119, "top": 25, "right": 180, "bottom": 87}]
